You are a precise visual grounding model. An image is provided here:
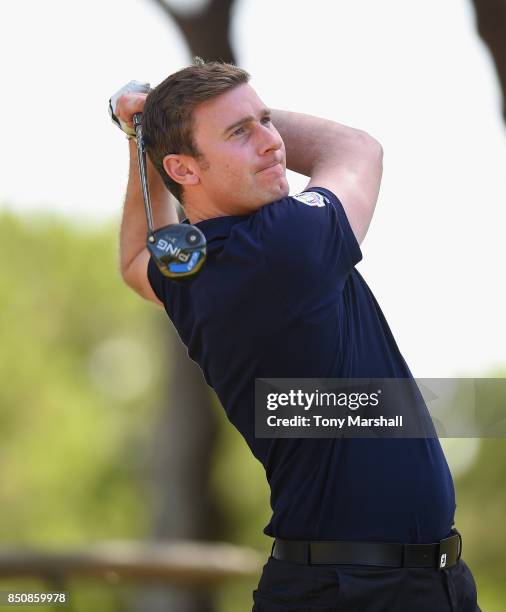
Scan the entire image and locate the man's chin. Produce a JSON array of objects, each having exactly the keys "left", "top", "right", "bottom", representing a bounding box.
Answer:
[
  {"left": 240, "top": 181, "right": 290, "bottom": 213},
  {"left": 260, "top": 183, "right": 289, "bottom": 206},
  {"left": 274, "top": 179, "right": 290, "bottom": 200}
]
